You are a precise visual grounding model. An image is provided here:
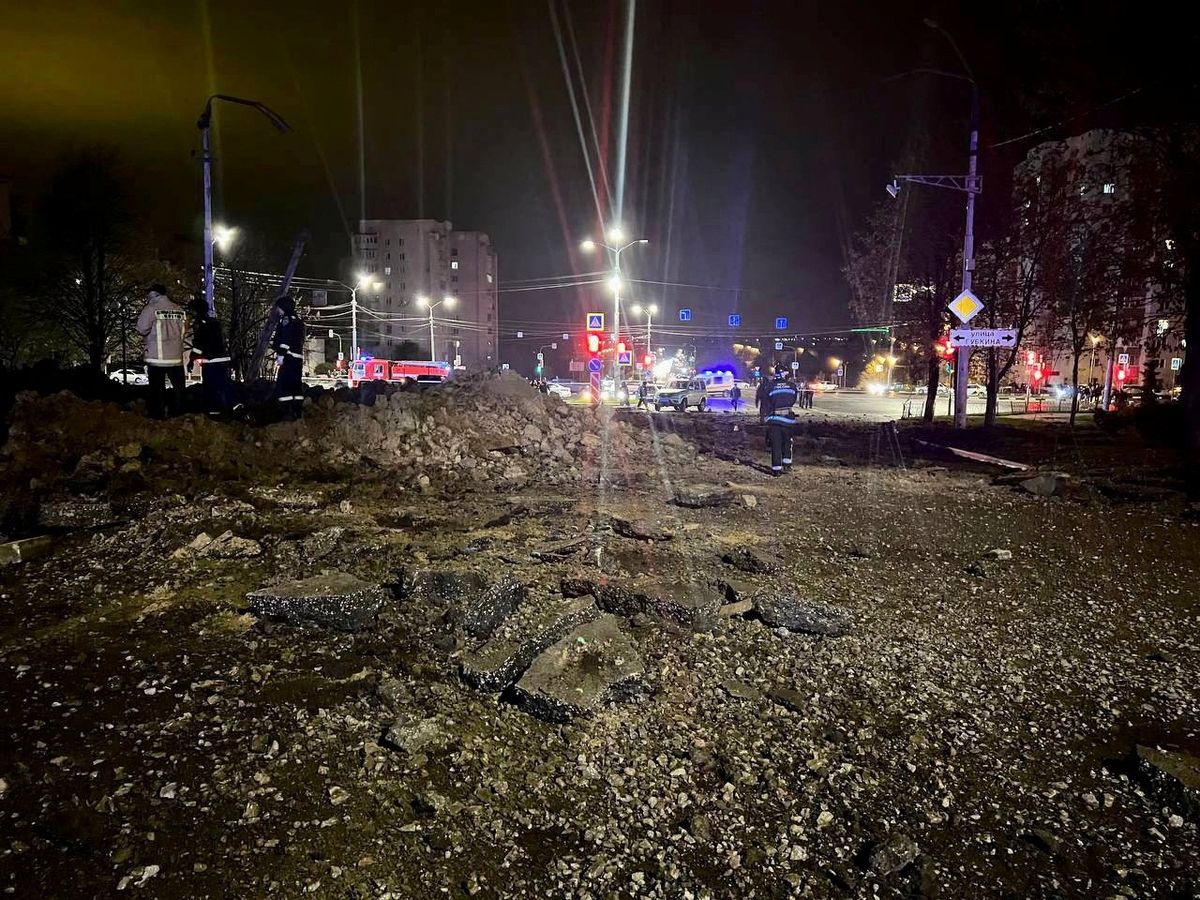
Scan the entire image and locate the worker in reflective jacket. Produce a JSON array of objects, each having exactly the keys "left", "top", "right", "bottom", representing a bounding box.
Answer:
[
  {"left": 187, "top": 296, "right": 234, "bottom": 418},
  {"left": 763, "top": 366, "right": 798, "bottom": 474},
  {"left": 270, "top": 294, "right": 305, "bottom": 420}
]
